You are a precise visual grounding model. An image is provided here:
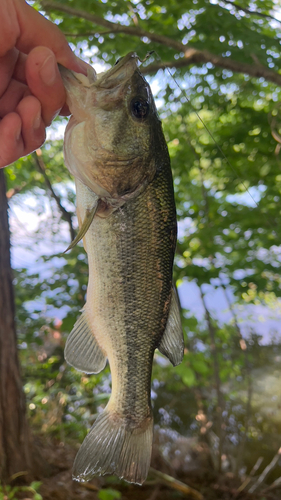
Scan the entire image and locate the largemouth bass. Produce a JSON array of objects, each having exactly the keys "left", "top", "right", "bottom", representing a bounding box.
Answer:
[{"left": 60, "top": 53, "right": 184, "bottom": 485}]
